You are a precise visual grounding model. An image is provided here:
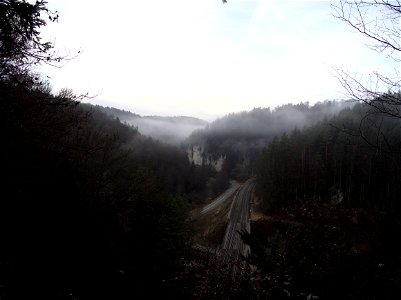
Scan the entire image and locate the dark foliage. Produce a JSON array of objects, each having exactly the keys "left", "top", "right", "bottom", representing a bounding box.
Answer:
[
  {"left": 257, "top": 101, "right": 401, "bottom": 210},
  {"left": 0, "top": 0, "right": 65, "bottom": 82},
  {"left": 0, "top": 78, "right": 211, "bottom": 298},
  {"left": 248, "top": 100, "right": 401, "bottom": 298},
  {"left": 242, "top": 201, "right": 401, "bottom": 299},
  {"left": 186, "top": 101, "right": 353, "bottom": 179},
  {"left": 0, "top": 3, "right": 214, "bottom": 296}
]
